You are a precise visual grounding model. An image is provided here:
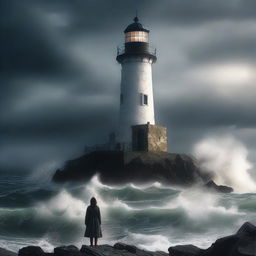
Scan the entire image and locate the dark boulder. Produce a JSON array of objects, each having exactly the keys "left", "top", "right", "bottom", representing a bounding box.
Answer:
[
  {"left": 237, "top": 221, "right": 256, "bottom": 236},
  {"left": 81, "top": 245, "right": 117, "bottom": 256},
  {"left": 202, "top": 235, "right": 239, "bottom": 256},
  {"left": 202, "top": 222, "right": 256, "bottom": 256},
  {"left": 18, "top": 246, "right": 44, "bottom": 256},
  {"left": 80, "top": 244, "right": 168, "bottom": 256},
  {"left": 204, "top": 180, "right": 233, "bottom": 193},
  {"left": 168, "top": 244, "right": 204, "bottom": 256},
  {"left": 113, "top": 243, "right": 167, "bottom": 256},
  {"left": 114, "top": 243, "right": 137, "bottom": 253},
  {"left": 54, "top": 245, "right": 81, "bottom": 256}
]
